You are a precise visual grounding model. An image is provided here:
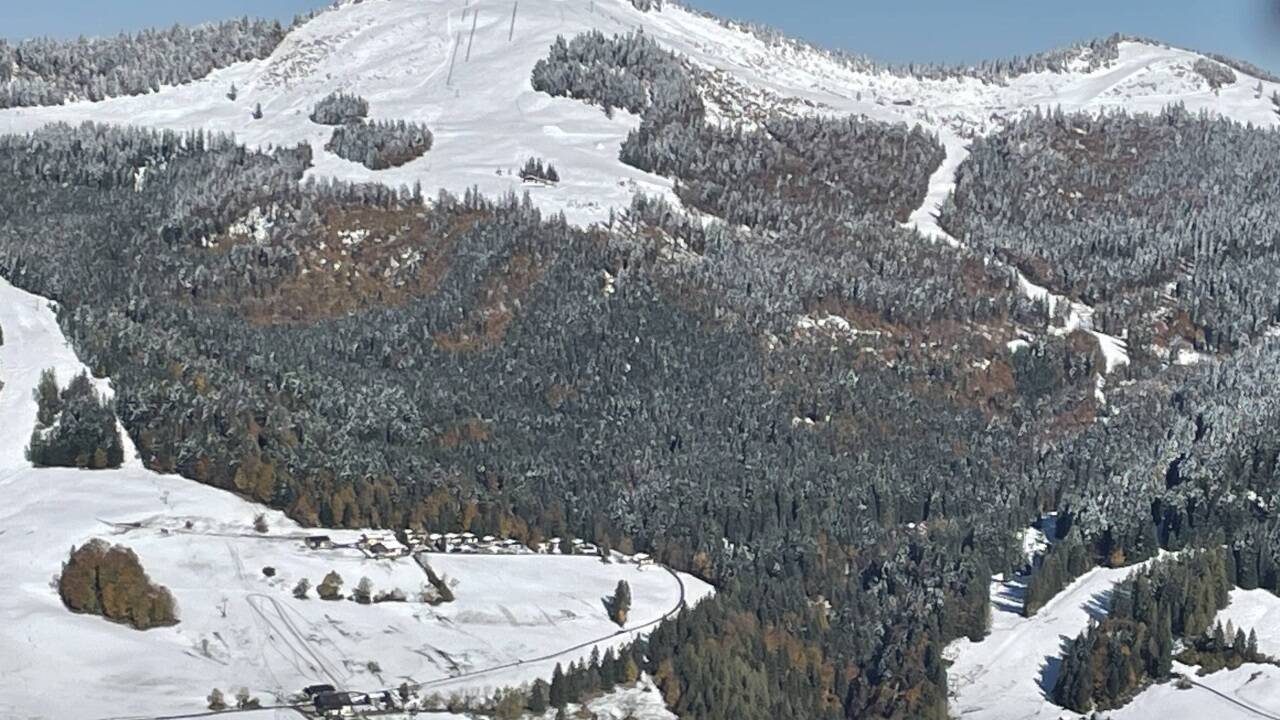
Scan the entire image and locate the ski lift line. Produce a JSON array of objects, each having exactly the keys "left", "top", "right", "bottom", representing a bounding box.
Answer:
[
  {"left": 509, "top": 1, "right": 518, "bottom": 42},
  {"left": 465, "top": 8, "right": 480, "bottom": 62},
  {"left": 446, "top": 30, "right": 462, "bottom": 87}
]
